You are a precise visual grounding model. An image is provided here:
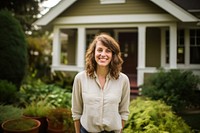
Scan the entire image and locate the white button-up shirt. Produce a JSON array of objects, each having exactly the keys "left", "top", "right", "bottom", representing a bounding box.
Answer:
[{"left": 72, "top": 71, "right": 130, "bottom": 133}]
